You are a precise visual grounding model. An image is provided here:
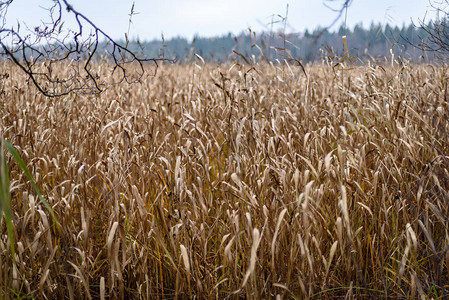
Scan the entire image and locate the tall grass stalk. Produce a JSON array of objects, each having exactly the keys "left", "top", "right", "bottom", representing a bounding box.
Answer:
[{"left": 0, "top": 60, "right": 448, "bottom": 298}]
